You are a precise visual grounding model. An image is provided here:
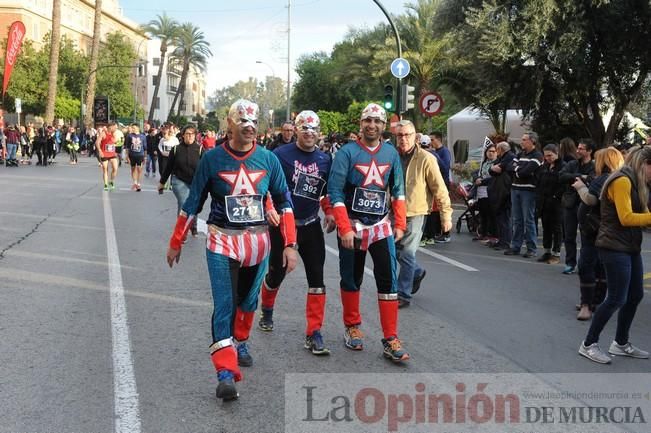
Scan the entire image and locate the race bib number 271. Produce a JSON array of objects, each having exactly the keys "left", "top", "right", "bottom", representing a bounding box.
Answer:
[{"left": 225, "top": 194, "right": 264, "bottom": 223}]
